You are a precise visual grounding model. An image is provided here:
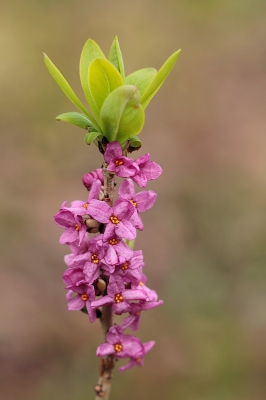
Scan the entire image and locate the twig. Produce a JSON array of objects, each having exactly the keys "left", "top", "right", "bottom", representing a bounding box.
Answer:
[{"left": 94, "top": 163, "right": 115, "bottom": 400}]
